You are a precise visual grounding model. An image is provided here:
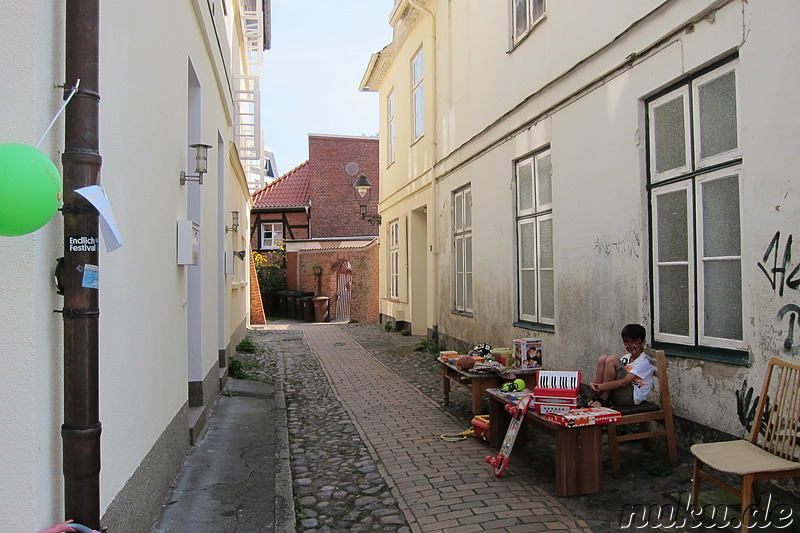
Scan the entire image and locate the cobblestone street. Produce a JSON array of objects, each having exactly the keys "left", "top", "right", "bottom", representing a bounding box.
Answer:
[{"left": 240, "top": 320, "right": 722, "bottom": 533}]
